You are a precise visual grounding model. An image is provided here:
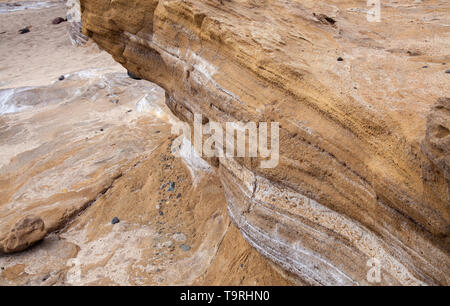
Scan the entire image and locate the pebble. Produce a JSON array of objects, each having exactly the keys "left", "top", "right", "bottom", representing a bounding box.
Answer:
[
  {"left": 445, "top": 70, "right": 450, "bottom": 74},
  {"left": 111, "top": 217, "right": 120, "bottom": 224},
  {"left": 180, "top": 244, "right": 191, "bottom": 251},
  {"left": 177, "top": 193, "right": 182, "bottom": 199},
  {"left": 337, "top": 57, "right": 344, "bottom": 62},
  {"left": 168, "top": 182, "right": 175, "bottom": 192},
  {"left": 18, "top": 27, "right": 30, "bottom": 34},
  {"left": 58, "top": 75, "right": 65, "bottom": 81},
  {"left": 127, "top": 70, "right": 142, "bottom": 80},
  {"left": 52, "top": 17, "right": 67, "bottom": 25}
]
